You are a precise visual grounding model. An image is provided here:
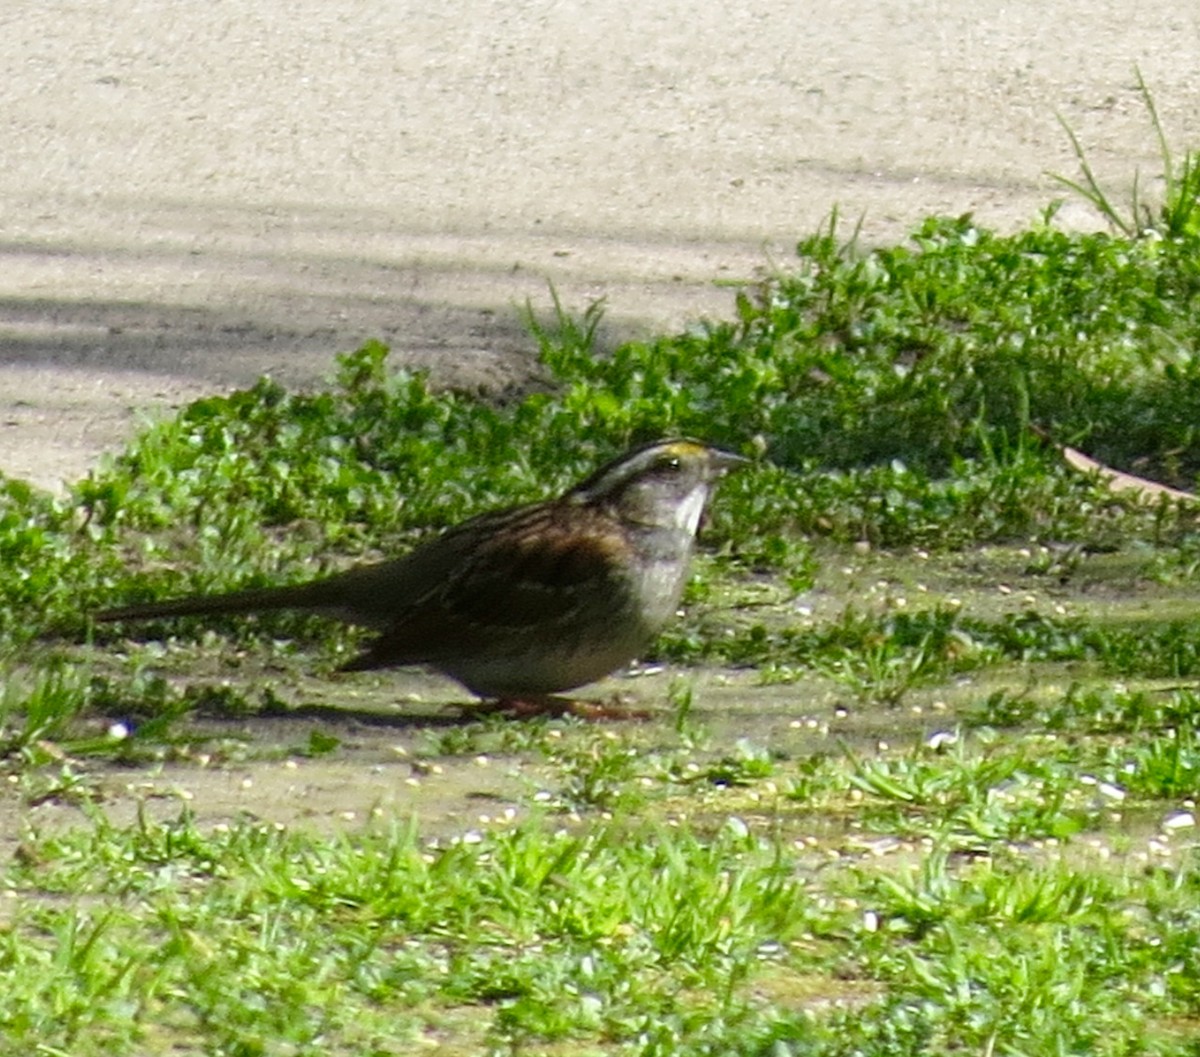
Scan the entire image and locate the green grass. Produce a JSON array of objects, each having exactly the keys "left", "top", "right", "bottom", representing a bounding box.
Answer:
[
  {"left": 1051, "top": 69, "right": 1200, "bottom": 241},
  {"left": 4, "top": 117, "right": 1200, "bottom": 1053},
  {"left": 4, "top": 737, "right": 1199, "bottom": 1055}
]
